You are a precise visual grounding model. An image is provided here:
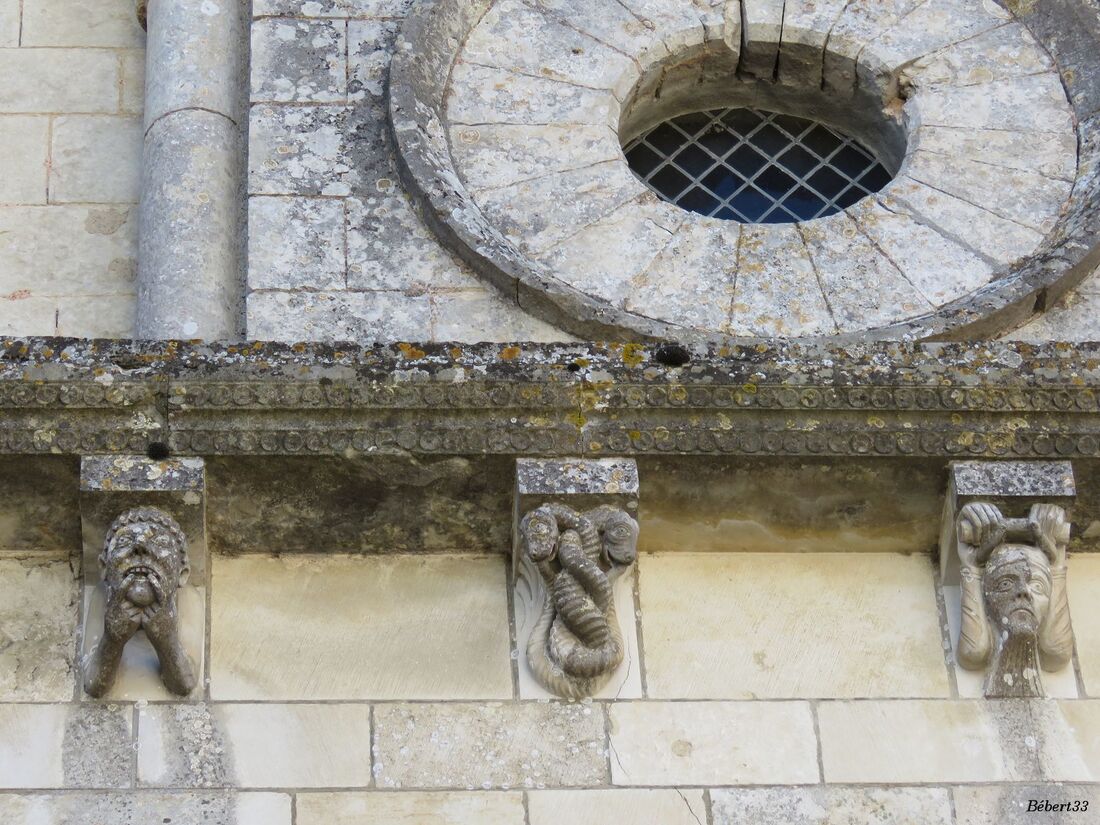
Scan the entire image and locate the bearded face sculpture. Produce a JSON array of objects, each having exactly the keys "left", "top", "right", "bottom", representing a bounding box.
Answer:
[
  {"left": 518, "top": 503, "right": 639, "bottom": 699},
  {"left": 956, "top": 502, "right": 1074, "bottom": 698},
  {"left": 84, "top": 507, "right": 197, "bottom": 697}
]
